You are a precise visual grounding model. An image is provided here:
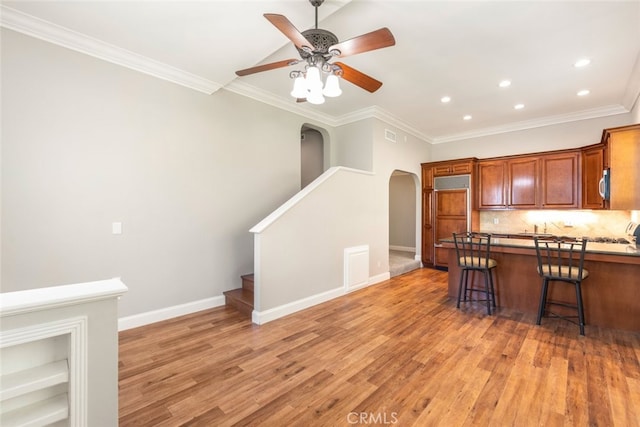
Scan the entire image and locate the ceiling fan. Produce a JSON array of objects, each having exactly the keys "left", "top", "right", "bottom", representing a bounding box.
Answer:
[{"left": 235, "top": 0, "right": 395, "bottom": 104}]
